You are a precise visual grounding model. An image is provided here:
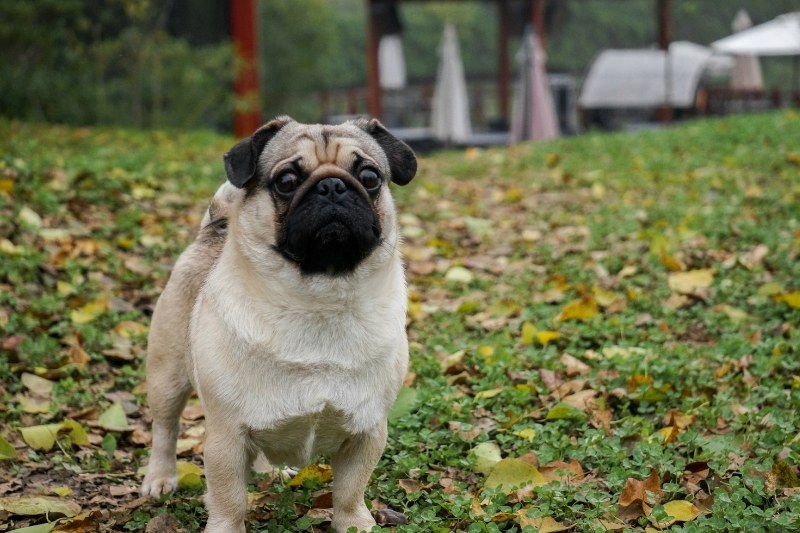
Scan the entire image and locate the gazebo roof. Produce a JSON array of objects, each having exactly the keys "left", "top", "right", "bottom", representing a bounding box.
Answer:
[{"left": 579, "top": 41, "right": 718, "bottom": 109}]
